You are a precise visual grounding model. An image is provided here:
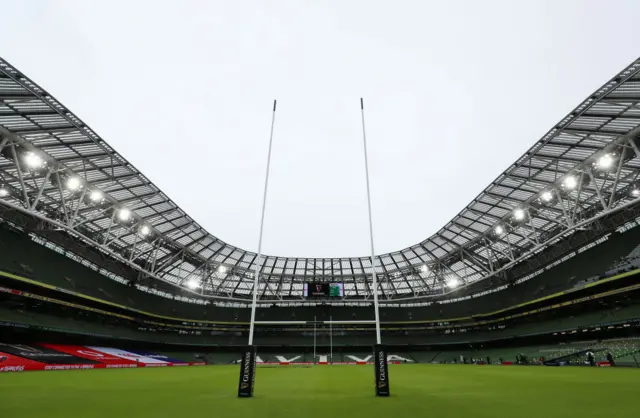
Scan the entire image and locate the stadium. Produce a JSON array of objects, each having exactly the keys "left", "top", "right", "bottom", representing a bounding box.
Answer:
[{"left": 2, "top": 51, "right": 640, "bottom": 416}]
